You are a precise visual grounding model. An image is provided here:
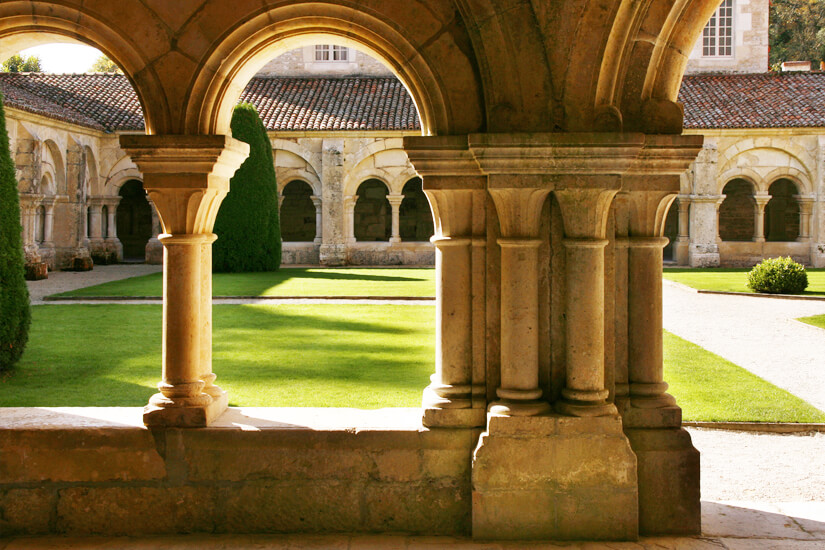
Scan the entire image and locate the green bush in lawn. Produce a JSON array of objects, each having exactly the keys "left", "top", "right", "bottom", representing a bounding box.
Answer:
[
  {"left": 213, "top": 103, "right": 281, "bottom": 272},
  {"left": 0, "top": 92, "right": 31, "bottom": 372},
  {"left": 746, "top": 256, "right": 808, "bottom": 294}
]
